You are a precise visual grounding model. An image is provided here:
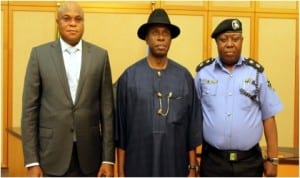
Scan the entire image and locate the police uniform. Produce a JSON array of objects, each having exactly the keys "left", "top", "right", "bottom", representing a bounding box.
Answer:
[{"left": 195, "top": 19, "right": 283, "bottom": 176}]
